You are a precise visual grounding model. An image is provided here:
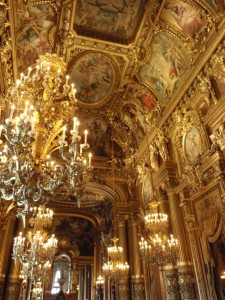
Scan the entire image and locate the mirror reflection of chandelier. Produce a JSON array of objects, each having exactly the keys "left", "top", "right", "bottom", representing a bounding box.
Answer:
[
  {"left": 12, "top": 206, "right": 58, "bottom": 299},
  {"left": 103, "top": 237, "right": 129, "bottom": 280},
  {"left": 139, "top": 201, "right": 179, "bottom": 266},
  {"left": 0, "top": 53, "right": 92, "bottom": 216}
]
